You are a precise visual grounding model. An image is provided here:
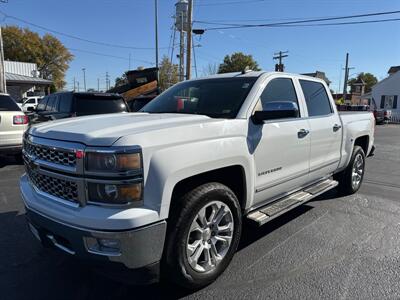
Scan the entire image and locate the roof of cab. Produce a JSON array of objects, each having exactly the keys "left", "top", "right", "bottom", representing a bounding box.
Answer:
[{"left": 193, "top": 70, "right": 327, "bottom": 84}]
